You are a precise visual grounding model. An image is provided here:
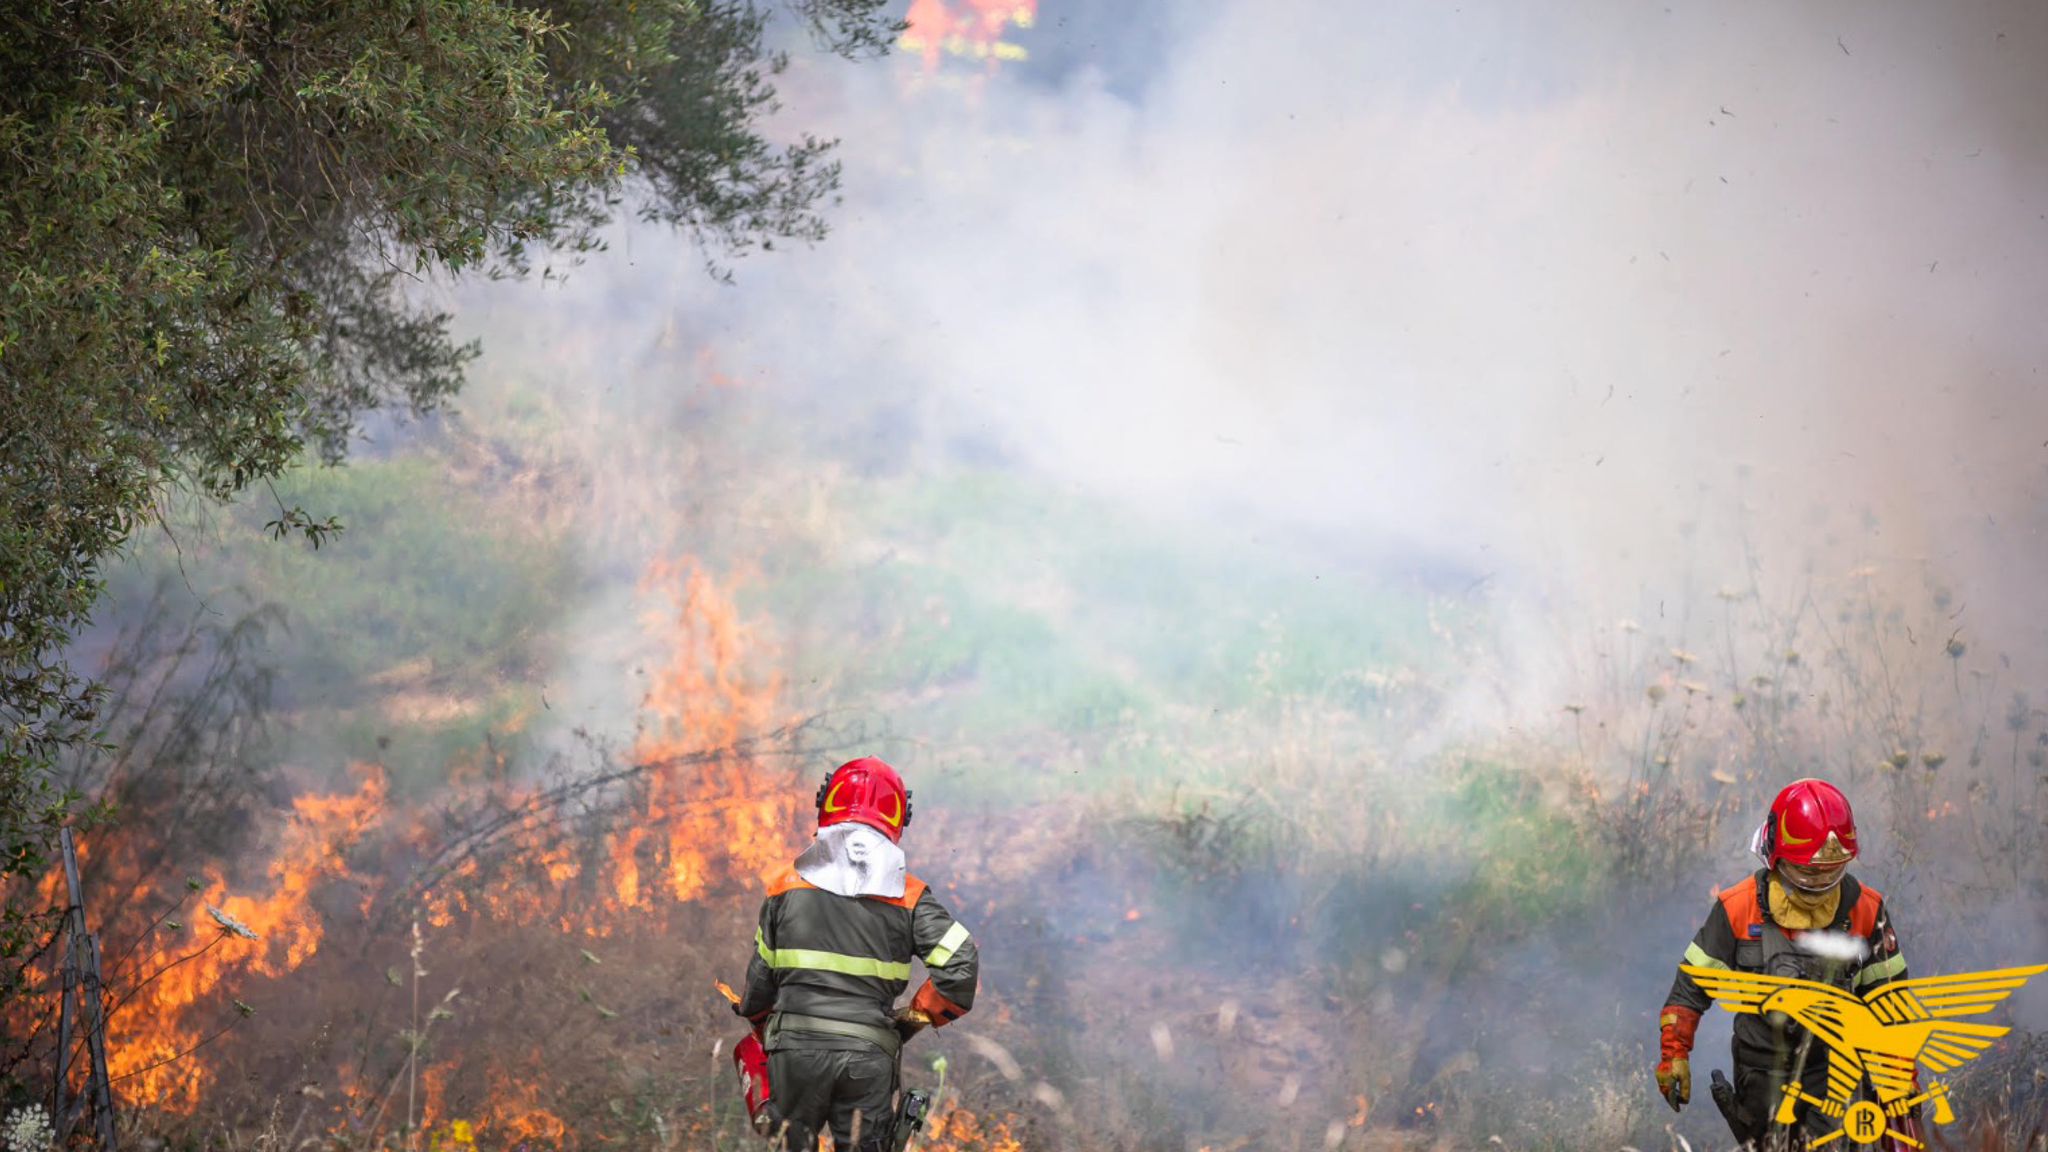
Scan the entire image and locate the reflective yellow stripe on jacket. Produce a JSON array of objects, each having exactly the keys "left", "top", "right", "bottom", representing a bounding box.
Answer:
[
  {"left": 926, "top": 922, "right": 971, "bottom": 968},
  {"left": 1683, "top": 942, "right": 1730, "bottom": 971},
  {"left": 1855, "top": 952, "right": 1906, "bottom": 988},
  {"left": 757, "top": 927, "right": 912, "bottom": 980}
]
